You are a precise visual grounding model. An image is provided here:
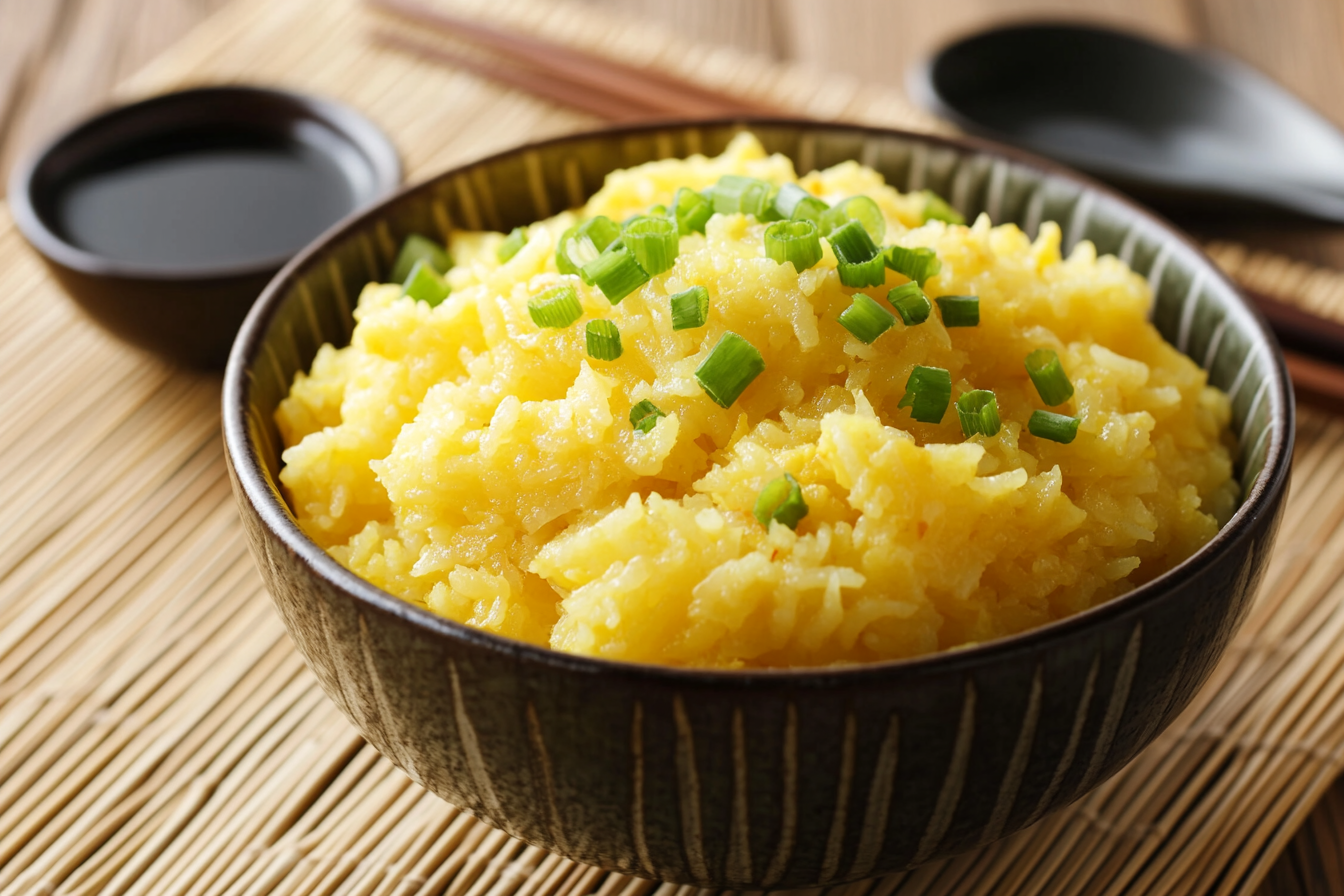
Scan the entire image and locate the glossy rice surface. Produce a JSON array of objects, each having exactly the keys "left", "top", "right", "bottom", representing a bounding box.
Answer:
[{"left": 276, "top": 133, "right": 1237, "bottom": 668}]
